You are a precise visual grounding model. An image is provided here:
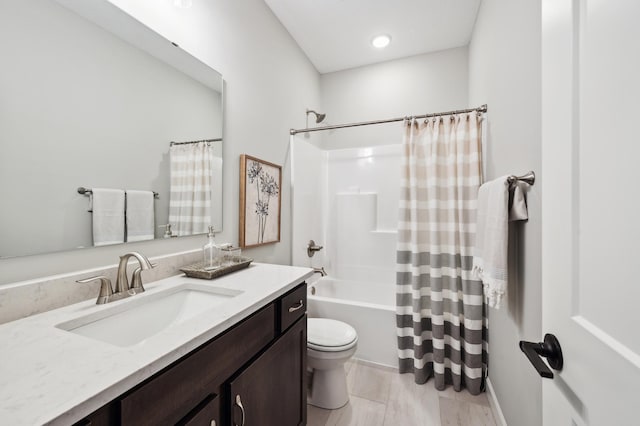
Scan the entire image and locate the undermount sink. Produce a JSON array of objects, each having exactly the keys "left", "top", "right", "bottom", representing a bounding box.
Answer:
[{"left": 56, "top": 283, "right": 243, "bottom": 347}]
